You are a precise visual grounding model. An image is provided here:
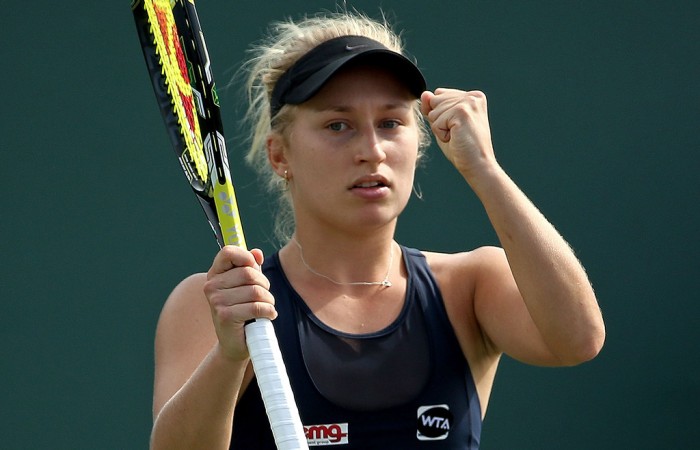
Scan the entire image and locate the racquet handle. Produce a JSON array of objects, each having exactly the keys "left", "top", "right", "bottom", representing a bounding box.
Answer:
[{"left": 245, "top": 319, "right": 309, "bottom": 450}]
